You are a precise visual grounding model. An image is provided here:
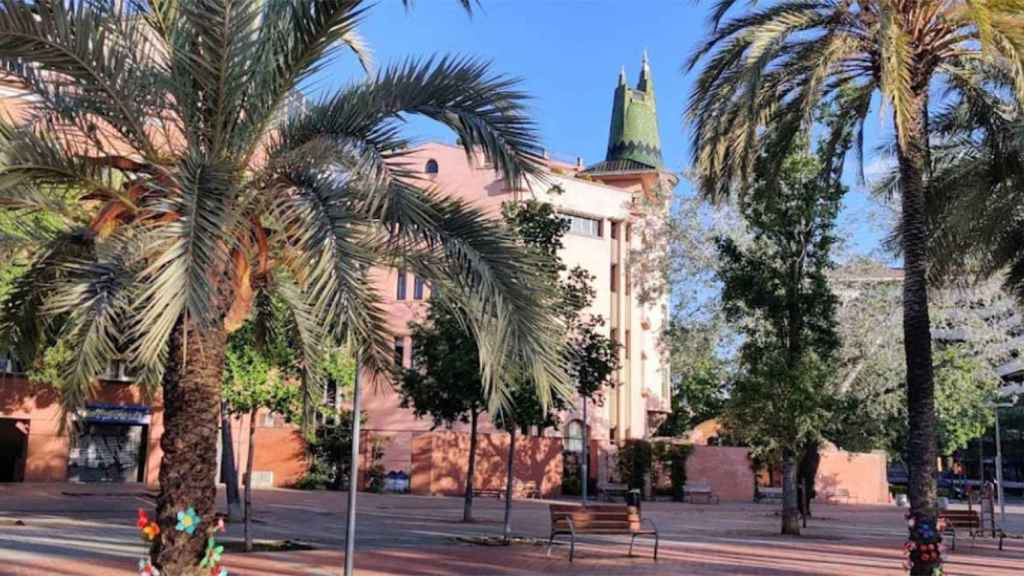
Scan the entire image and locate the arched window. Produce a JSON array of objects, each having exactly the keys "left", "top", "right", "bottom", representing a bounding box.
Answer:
[
  {"left": 564, "top": 420, "right": 584, "bottom": 453},
  {"left": 425, "top": 159, "right": 439, "bottom": 174}
]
